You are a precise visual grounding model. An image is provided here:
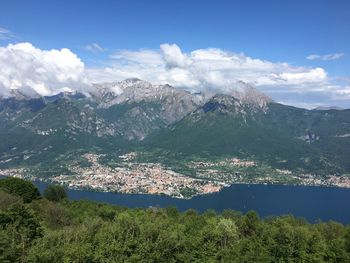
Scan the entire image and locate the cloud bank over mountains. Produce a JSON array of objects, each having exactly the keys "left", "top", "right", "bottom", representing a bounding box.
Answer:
[
  {"left": 0, "top": 42, "right": 349, "bottom": 108},
  {"left": 0, "top": 43, "right": 90, "bottom": 97}
]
